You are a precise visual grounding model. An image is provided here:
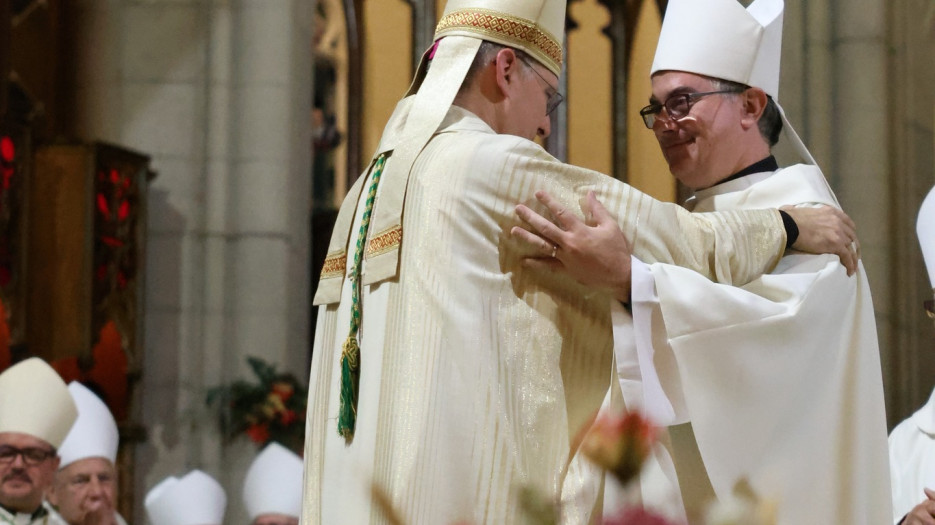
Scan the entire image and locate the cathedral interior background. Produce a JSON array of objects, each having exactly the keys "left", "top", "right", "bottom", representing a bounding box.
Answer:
[{"left": 1, "top": 0, "right": 933, "bottom": 521}]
